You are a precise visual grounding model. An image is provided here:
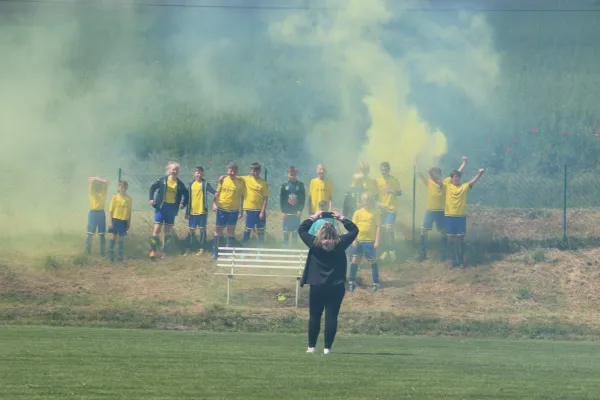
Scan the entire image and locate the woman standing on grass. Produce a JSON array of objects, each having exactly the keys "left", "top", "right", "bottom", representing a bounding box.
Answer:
[{"left": 298, "top": 210, "right": 359, "bottom": 355}]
